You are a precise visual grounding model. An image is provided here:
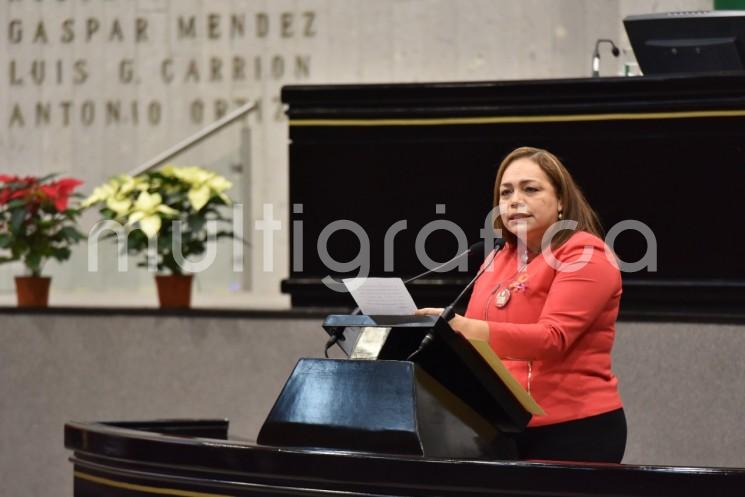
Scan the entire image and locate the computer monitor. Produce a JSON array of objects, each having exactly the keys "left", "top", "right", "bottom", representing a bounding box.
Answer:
[{"left": 624, "top": 11, "right": 745, "bottom": 75}]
